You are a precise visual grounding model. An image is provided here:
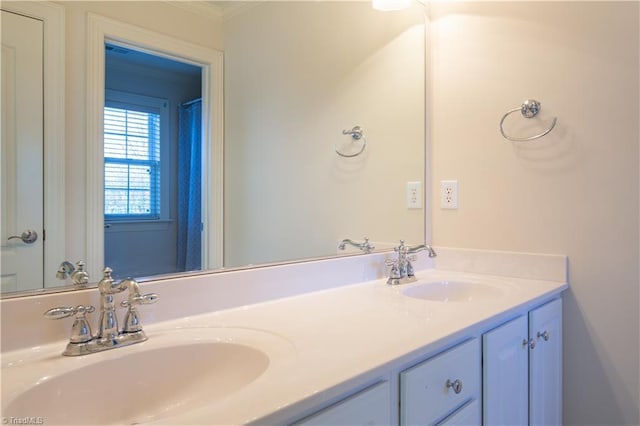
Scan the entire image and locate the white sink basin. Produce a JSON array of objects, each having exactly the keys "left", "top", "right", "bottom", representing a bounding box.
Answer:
[
  {"left": 2, "top": 327, "right": 295, "bottom": 425},
  {"left": 402, "top": 280, "right": 504, "bottom": 302}
]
